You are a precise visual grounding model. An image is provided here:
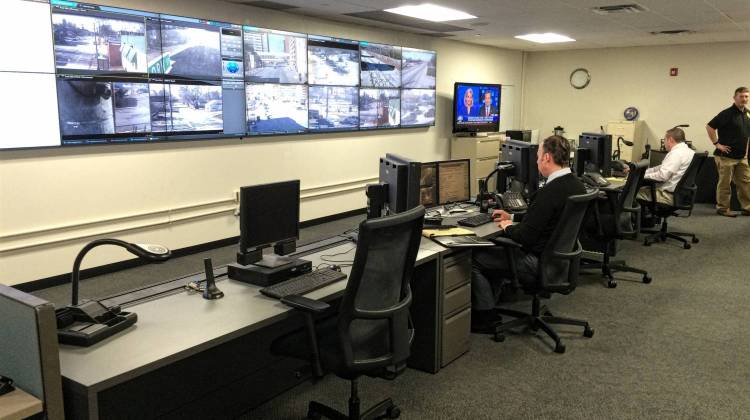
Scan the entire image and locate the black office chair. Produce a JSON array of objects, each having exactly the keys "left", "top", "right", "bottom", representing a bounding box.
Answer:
[
  {"left": 271, "top": 205, "right": 425, "bottom": 420},
  {"left": 581, "top": 160, "right": 652, "bottom": 288},
  {"left": 491, "top": 190, "right": 598, "bottom": 354},
  {"left": 641, "top": 152, "right": 708, "bottom": 249}
]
